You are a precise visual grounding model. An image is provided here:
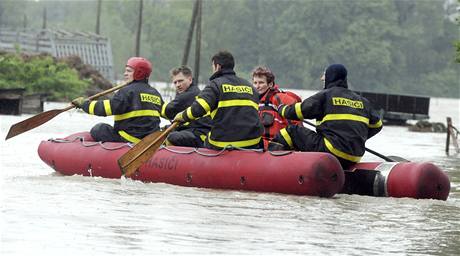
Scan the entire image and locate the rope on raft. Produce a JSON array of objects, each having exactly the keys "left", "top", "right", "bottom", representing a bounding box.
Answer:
[
  {"left": 49, "top": 136, "right": 133, "bottom": 150},
  {"left": 163, "top": 145, "right": 293, "bottom": 157},
  {"left": 49, "top": 137, "right": 294, "bottom": 156},
  {"left": 162, "top": 144, "right": 265, "bottom": 157}
]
